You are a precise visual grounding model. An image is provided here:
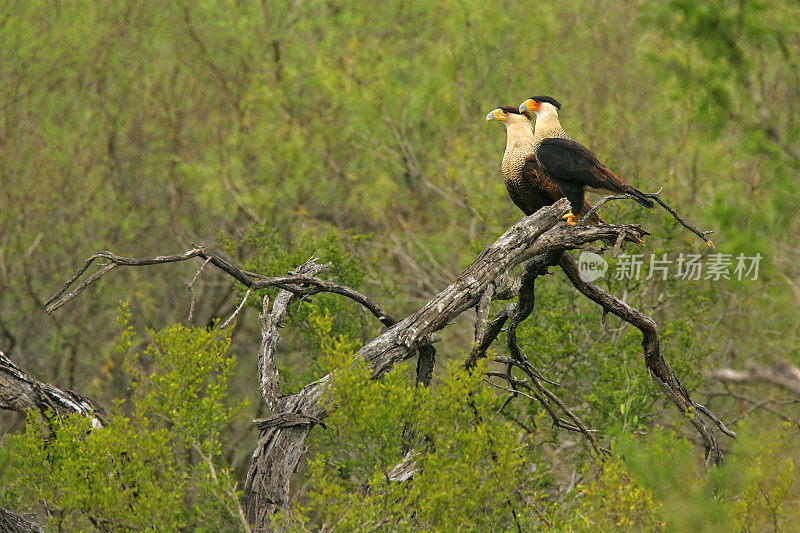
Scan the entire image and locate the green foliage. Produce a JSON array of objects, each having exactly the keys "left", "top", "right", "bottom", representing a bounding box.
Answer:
[
  {"left": 616, "top": 422, "right": 800, "bottom": 532},
  {"left": 273, "top": 321, "right": 665, "bottom": 532},
  {"left": 0, "top": 306, "right": 246, "bottom": 531},
  {"left": 642, "top": 0, "right": 800, "bottom": 353},
  {"left": 2, "top": 412, "right": 186, "bottom": 531},
  {"left": 561, "top": 458, "right": 665, "bottom": 531},
  {"left": 289, "top": 355, "right": 555, "bottom": 531},
  {"left": 221, "top": 224, "right": 375, "bottom": 391}
]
